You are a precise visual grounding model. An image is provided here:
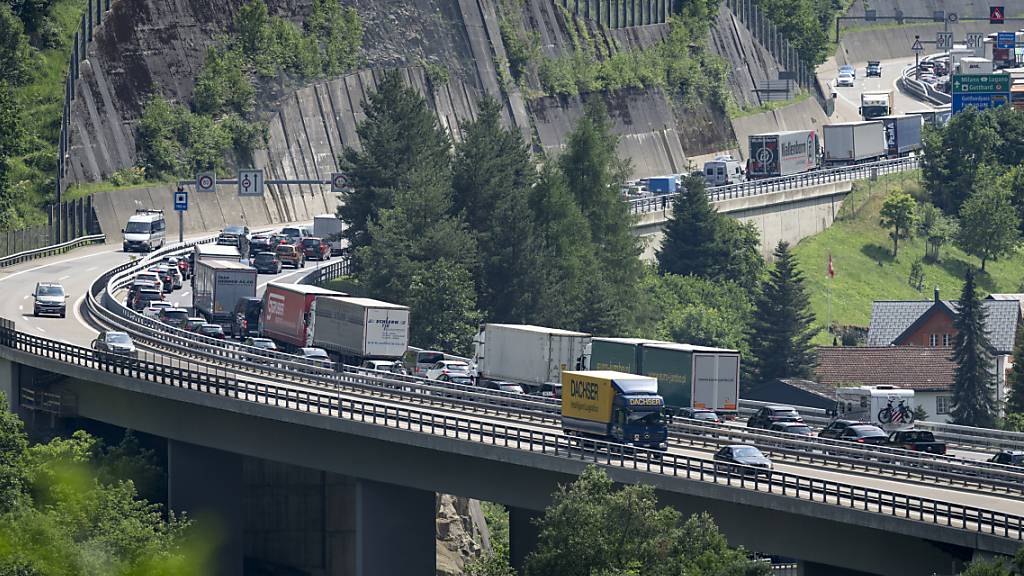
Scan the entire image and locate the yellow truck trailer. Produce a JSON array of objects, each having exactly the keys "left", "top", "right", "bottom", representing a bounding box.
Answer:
[{"left": 561, "top": 370, "right": 668, "bottom": 450}]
